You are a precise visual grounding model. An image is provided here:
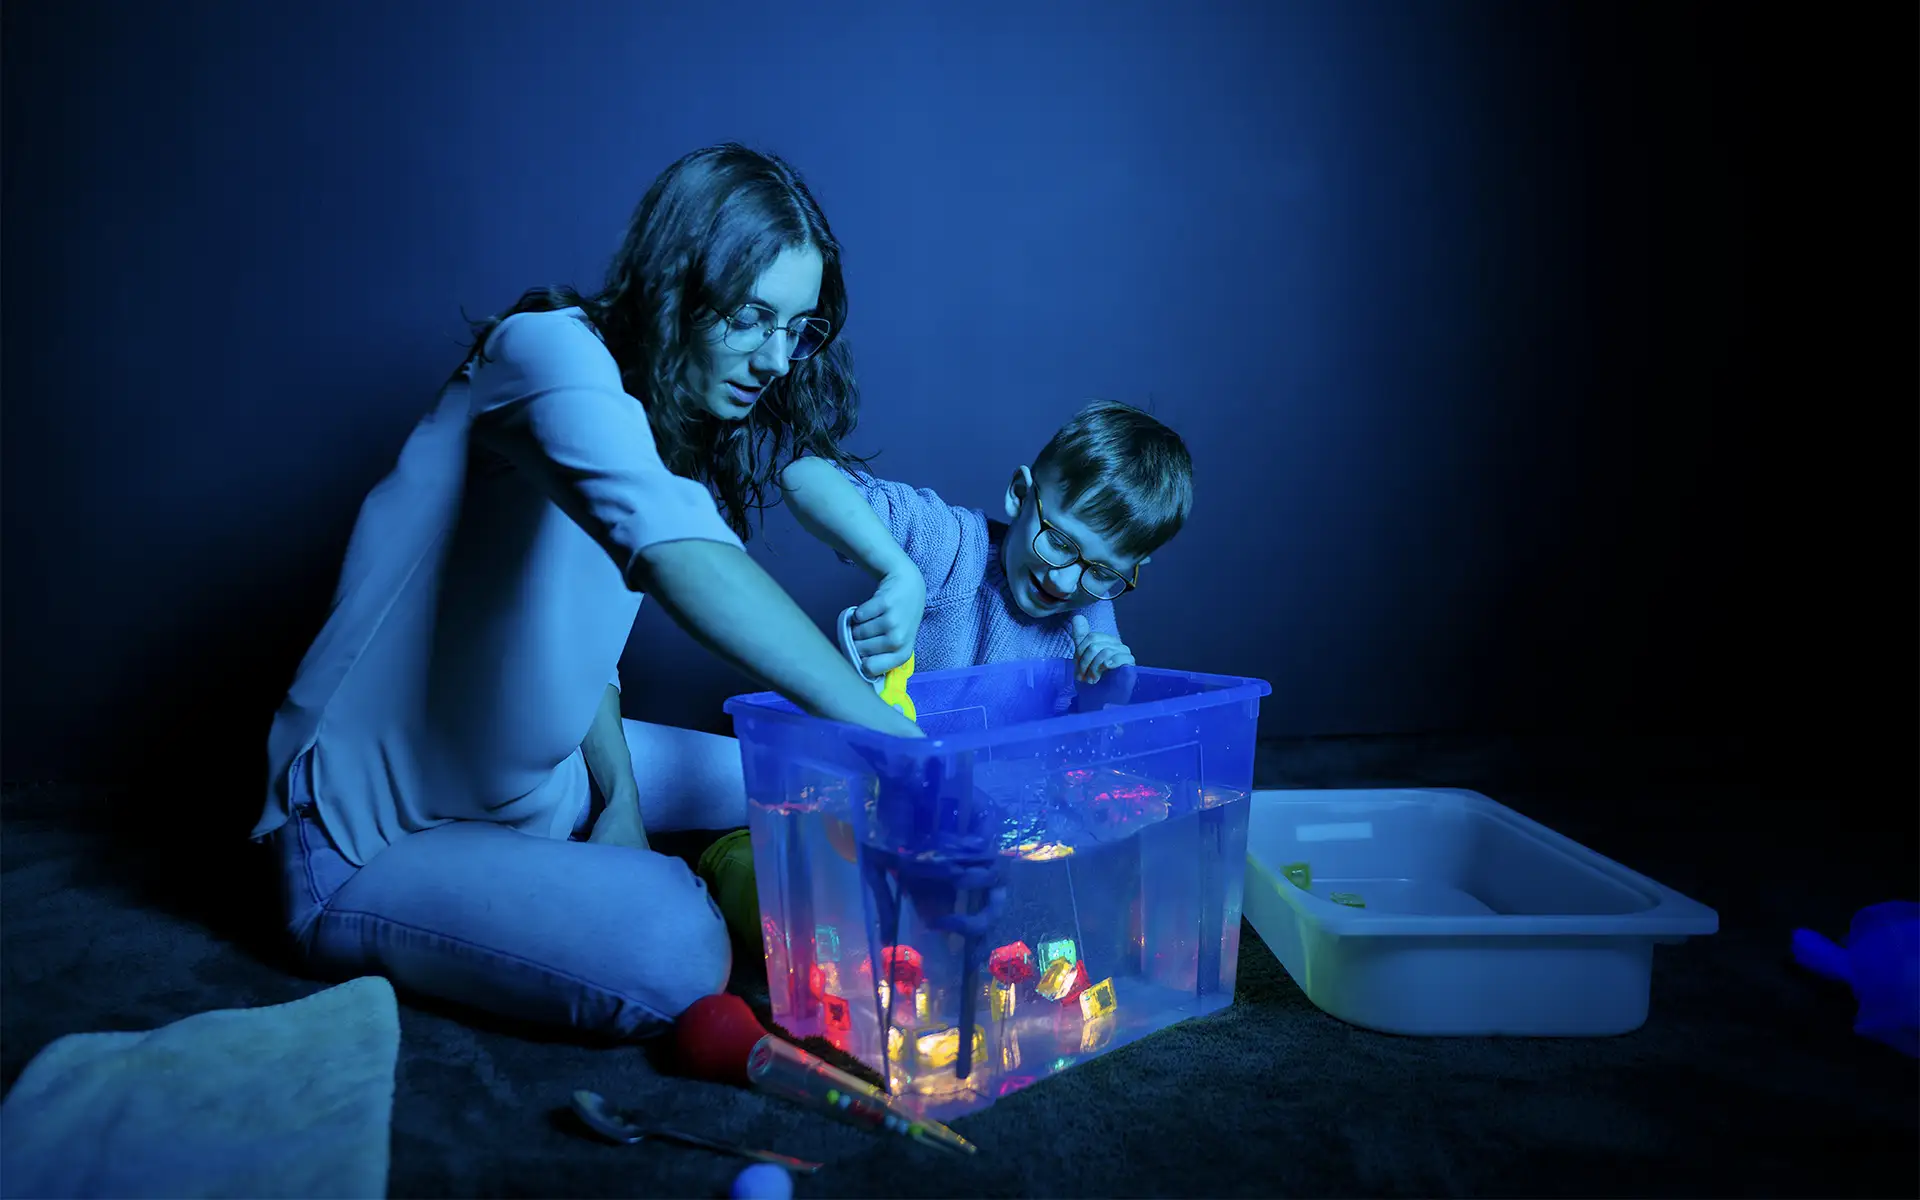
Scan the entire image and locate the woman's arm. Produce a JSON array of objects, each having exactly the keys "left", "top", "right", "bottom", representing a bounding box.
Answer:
[
  {"left": 582, "top": 683, "right": 650, "bottom": 848},
  {"left": 470, "top": 311, "right": 917, "bottom": 738},
  {"left": 633, "top": 538, "right": 922, "bottom": 736}
]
